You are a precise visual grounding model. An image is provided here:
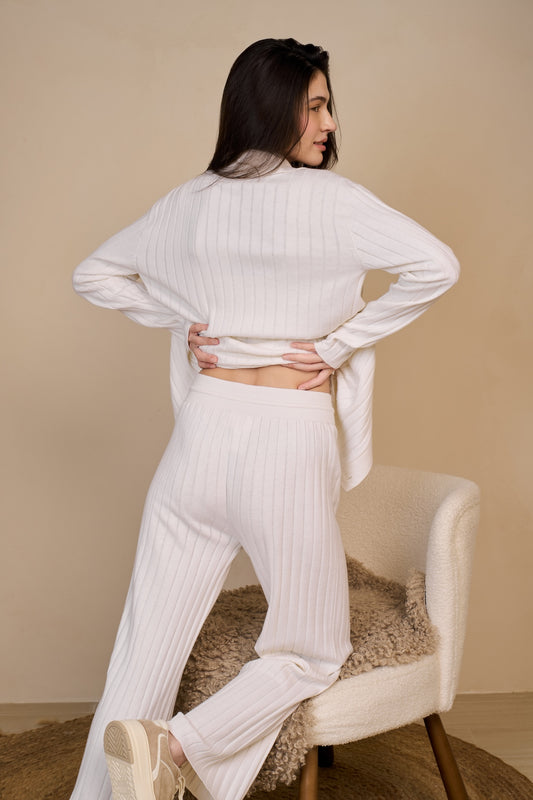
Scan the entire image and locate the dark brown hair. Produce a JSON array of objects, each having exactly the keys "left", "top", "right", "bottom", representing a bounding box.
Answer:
[{"left": 208, "top": 38, "right": 338, "bottom": 178}]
